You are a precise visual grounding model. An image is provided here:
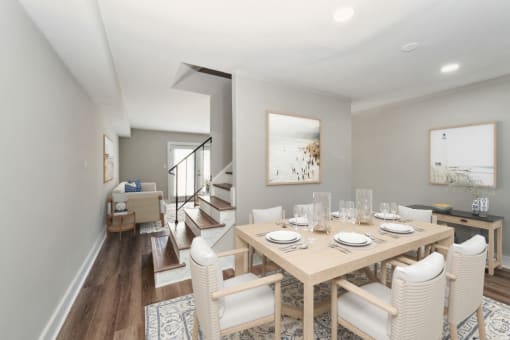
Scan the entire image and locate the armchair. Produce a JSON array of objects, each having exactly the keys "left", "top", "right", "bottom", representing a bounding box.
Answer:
[{"left": 190, "top": 237, "right": 282, "bottom": 340}]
